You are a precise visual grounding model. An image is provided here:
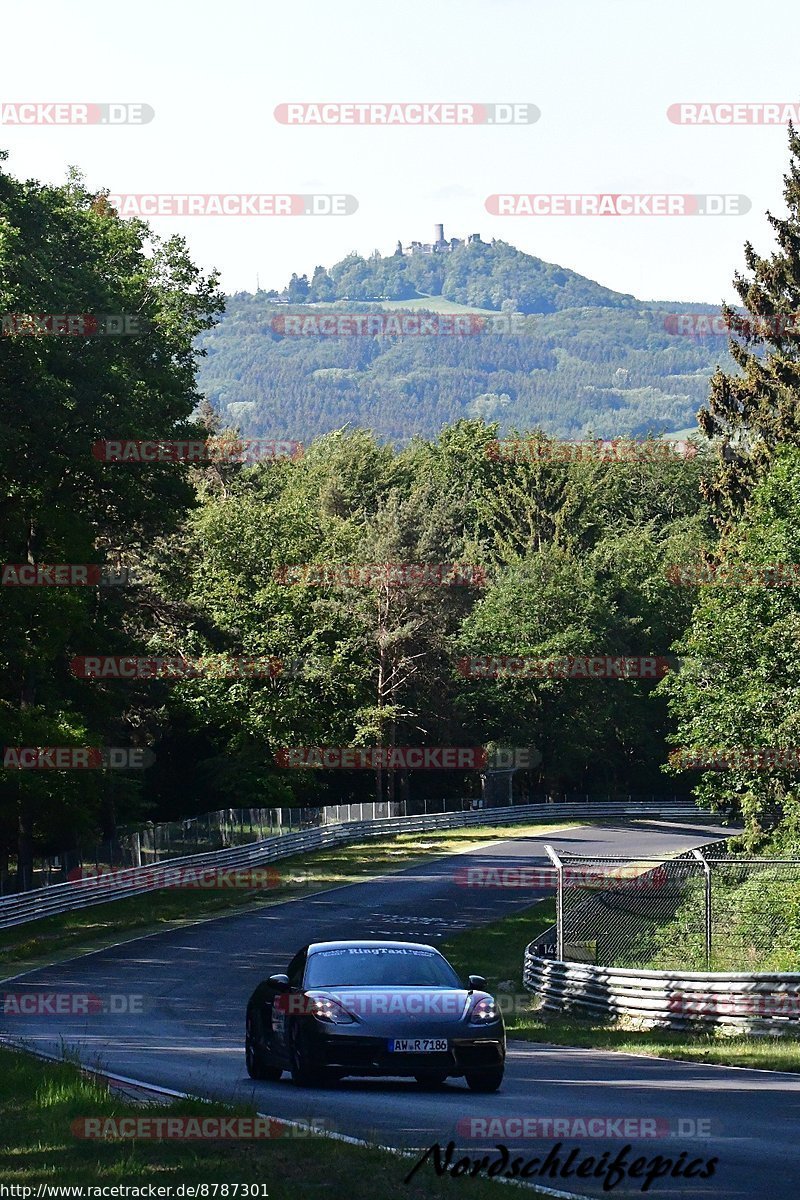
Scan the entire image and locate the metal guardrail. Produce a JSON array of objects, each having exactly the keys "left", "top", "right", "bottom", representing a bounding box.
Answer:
[
  {"left": 0, "top": 799, "right": 705, "bottom": 930},
  {"left": 521, "top": 839, "right": 800, "bottom": 1032},
  {"left": 523, "top": 952, "right": 800, "bottom": 1035}
]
